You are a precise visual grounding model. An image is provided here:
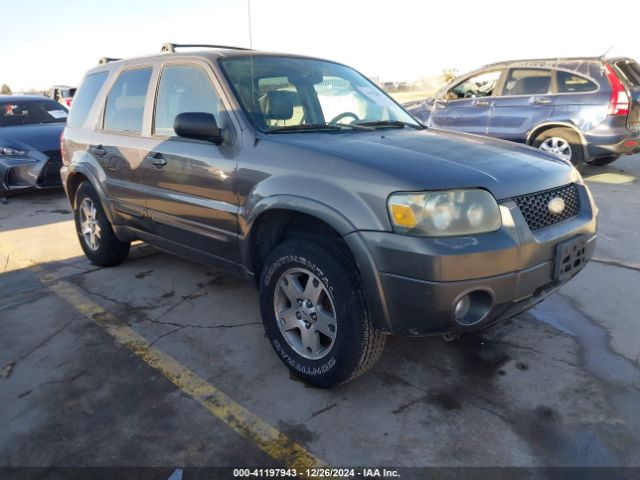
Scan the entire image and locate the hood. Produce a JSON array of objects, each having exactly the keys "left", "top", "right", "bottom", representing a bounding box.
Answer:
[
  {"left": 267, "top": 128, "right": 578, "bottom": 200},
  {"left": 0, "top": 123, "right": 65, "bottom": 152}
]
